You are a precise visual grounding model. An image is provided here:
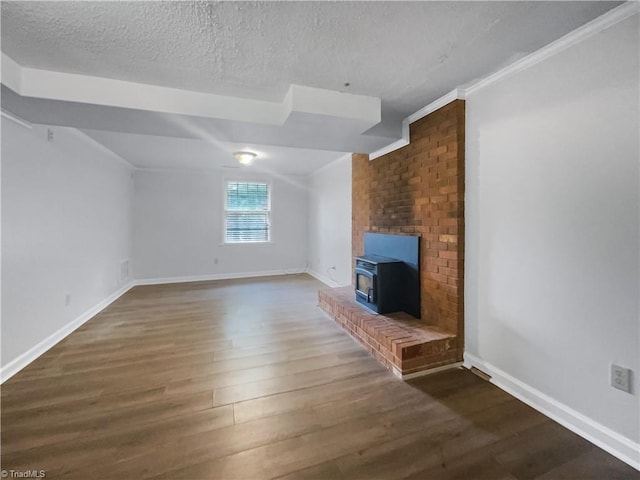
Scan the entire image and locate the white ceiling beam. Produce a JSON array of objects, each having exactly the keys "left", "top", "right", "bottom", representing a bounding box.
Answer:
[
  {"left": 1, "top": 52, "right": 22, "bottom": 92},
  {"left": 1, "top": 54, "right": 382, "bottom": 133}
]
